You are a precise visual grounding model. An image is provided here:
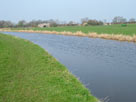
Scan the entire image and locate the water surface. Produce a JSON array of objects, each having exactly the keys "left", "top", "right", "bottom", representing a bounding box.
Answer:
[{"left": 2, "top": 32, "right": 136, "bottom": 102}]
